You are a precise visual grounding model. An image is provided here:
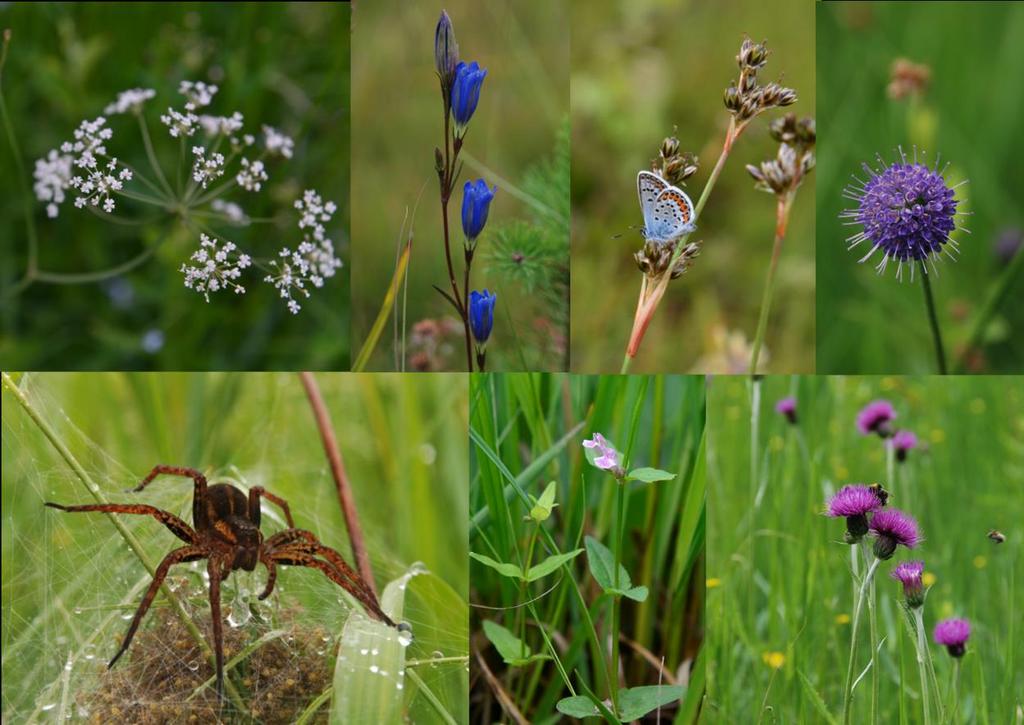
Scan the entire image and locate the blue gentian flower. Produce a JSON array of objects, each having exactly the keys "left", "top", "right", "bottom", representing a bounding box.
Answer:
[
  {"left": 461, "top": 179, "right": 497, "bottom": 246},
  {"left": 469, "top": 289, "right": 496, "bottom": 346},
  {"left": 451, "top": 61, "right": 487, "bottom": 132}
]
